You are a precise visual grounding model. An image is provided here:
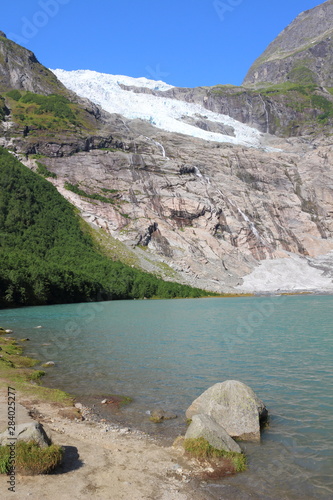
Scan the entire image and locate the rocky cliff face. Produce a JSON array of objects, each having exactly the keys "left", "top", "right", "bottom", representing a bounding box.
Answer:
[
  {"left": 31, "top": 126, "right": 333, "bottom": 293},
  {"left": 1, "top": 10, "right": 333, "bottom": 294},
  {"left": 243, "top": 0, "right": 333, "bottom": 87},
  {"left": 147, "top": 84, "right": 333, "bottom": 137},
  {"left": 0, "top": 32, "right": 66, "bottom": 94}
]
